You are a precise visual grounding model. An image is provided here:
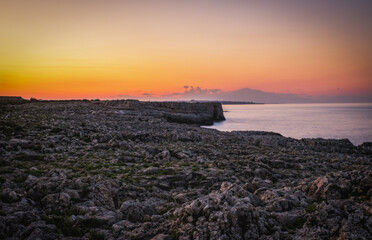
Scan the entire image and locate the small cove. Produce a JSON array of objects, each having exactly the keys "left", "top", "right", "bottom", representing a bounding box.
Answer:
[{"left": 205, "top": 103, "right": 372, "bottom": 146}]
